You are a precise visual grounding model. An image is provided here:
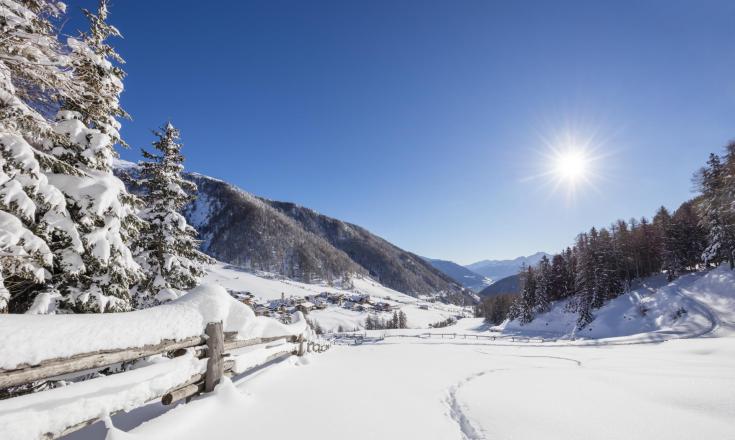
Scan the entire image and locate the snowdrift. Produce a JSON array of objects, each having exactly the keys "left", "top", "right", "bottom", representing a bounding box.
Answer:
[
  {"left": 502, "top": 265, "right": 735, "bottom": 341},
  {"left": 0, "top": 284, "right": 308, "bottom": 370}
]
